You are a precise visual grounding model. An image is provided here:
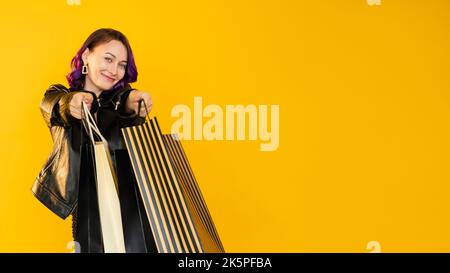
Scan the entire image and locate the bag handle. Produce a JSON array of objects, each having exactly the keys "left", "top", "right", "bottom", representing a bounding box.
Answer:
[
  {"left": 137, "top": 98, "right": 150, "bottom": 122},
  {"left": 81, "top": 101, "right": 106, "bottom": 144}
]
